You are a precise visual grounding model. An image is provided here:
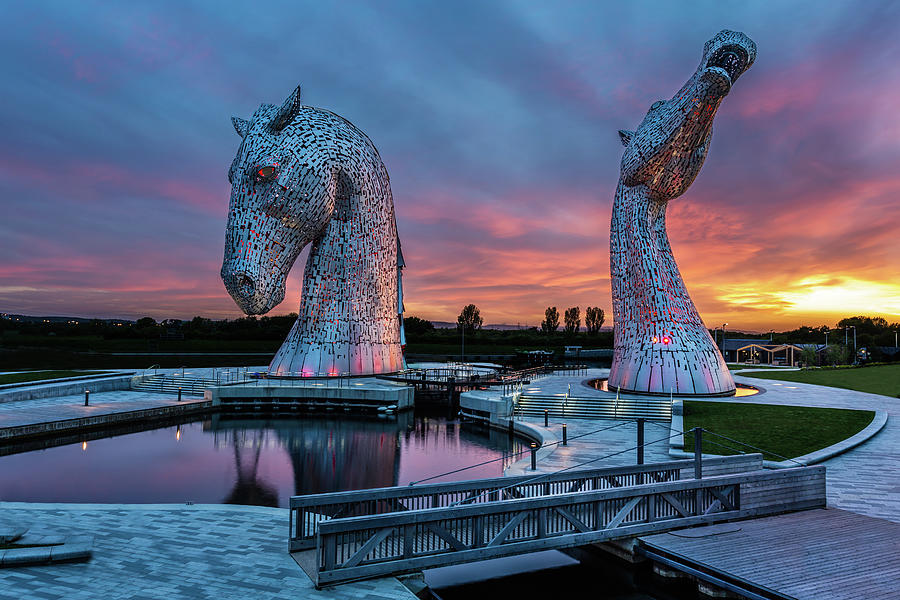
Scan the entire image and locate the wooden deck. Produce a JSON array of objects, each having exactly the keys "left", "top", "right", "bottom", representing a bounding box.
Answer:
[{"left": 637, "top": 508, "right": 900, "bottom": 600}]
